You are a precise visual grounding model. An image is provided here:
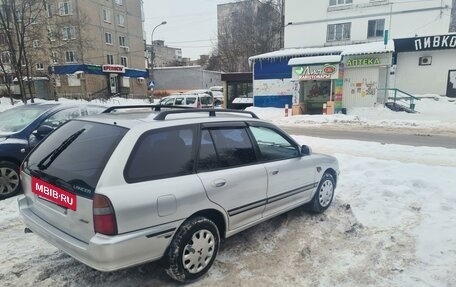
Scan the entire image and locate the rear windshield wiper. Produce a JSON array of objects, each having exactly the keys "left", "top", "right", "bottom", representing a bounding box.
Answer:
[{"left": 37, "top": 128, "right": 85, "bottom": 170}]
